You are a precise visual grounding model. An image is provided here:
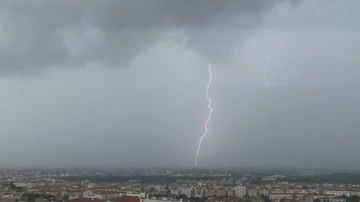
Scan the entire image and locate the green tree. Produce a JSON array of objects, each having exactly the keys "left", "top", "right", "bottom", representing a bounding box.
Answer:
[
  {"left": 63, "top": 195, "right": 70, "bottom": 201},
  {"left": 189, "top": 196, "right": 202, "bottom": 202},
  {"left": 176, "top": 194, "right": 187, "bottom": 200},
  {"left": 346, "top": 195, "right": 360, "bottom": 202},
  {"left": 260, "top": 194, "right": 270, "bottom": 202},
  {"left": 27, "top": 195, "right": 36, "bottom": 202}
]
